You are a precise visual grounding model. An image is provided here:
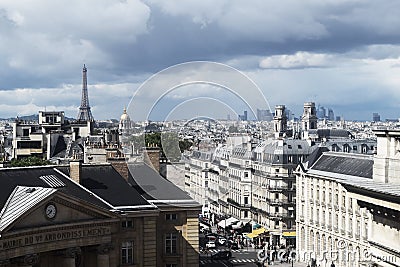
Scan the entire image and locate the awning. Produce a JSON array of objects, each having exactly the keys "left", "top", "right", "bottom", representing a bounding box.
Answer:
[
  {"left": 217, "top": 217, "right": 239, "bottom": 228},
  {"left": 247, "top": 232, "right": 258, "bottom": 238},
  {"left": 231, "top": 220, "right": 244, "bottom": 229},
  {"left": 246, "top": 227, "right": 268, "bottom": 239},
  {"left": 199, "top": 222, "right": 211, "bottom": 229},
  {"left": 282, "top": 231, "right": 296, "bottom": 238},
  {"left": 253, "top": 227, "right": 266, "bottom": 235}
]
